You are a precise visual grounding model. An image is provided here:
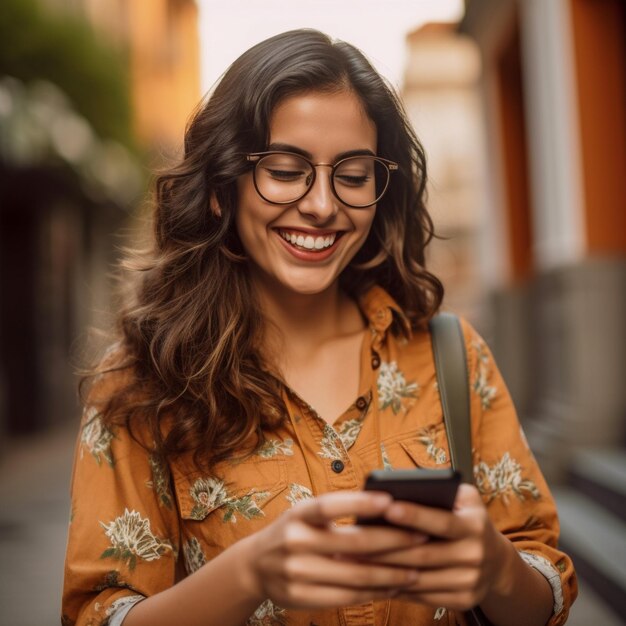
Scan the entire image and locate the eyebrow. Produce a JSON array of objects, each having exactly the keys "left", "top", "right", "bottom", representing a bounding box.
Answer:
[{"left": 266, "top": 143, "right": 376, "bottom": 161}]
